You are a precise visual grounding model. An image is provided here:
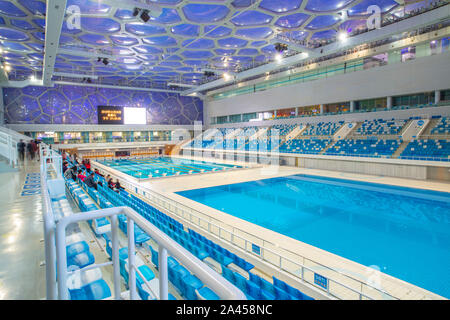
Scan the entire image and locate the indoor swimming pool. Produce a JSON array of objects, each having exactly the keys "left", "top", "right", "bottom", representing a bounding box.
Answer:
[
  {"left": 97, "top": 157, "right": 243, "bottom": 179},
  {"left": 177, "top": 174, "right": 450, "bottom": 298}
]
